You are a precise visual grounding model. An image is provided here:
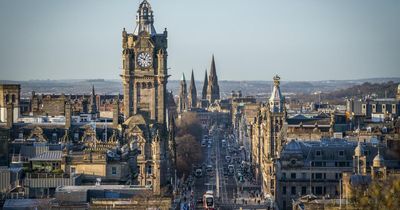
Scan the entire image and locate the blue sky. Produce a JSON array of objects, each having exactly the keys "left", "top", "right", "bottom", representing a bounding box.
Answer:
[{"left": 0, "top": 0, "right": 399, "bottom": 81}]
